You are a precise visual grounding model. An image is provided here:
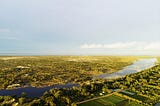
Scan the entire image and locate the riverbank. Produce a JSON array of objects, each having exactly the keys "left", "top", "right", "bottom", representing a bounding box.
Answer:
[
  {"left": 0, "top": 57, "right": 159, "bottom": 106},
  {"left": 0, "top": 56, "right": 138, "bottom": 89},
  {"left": 0, "top": 58, "right": 157, "bottom": 98},
  {"left": 94, "top": 58, "right": 157, "bottom": 79}
]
